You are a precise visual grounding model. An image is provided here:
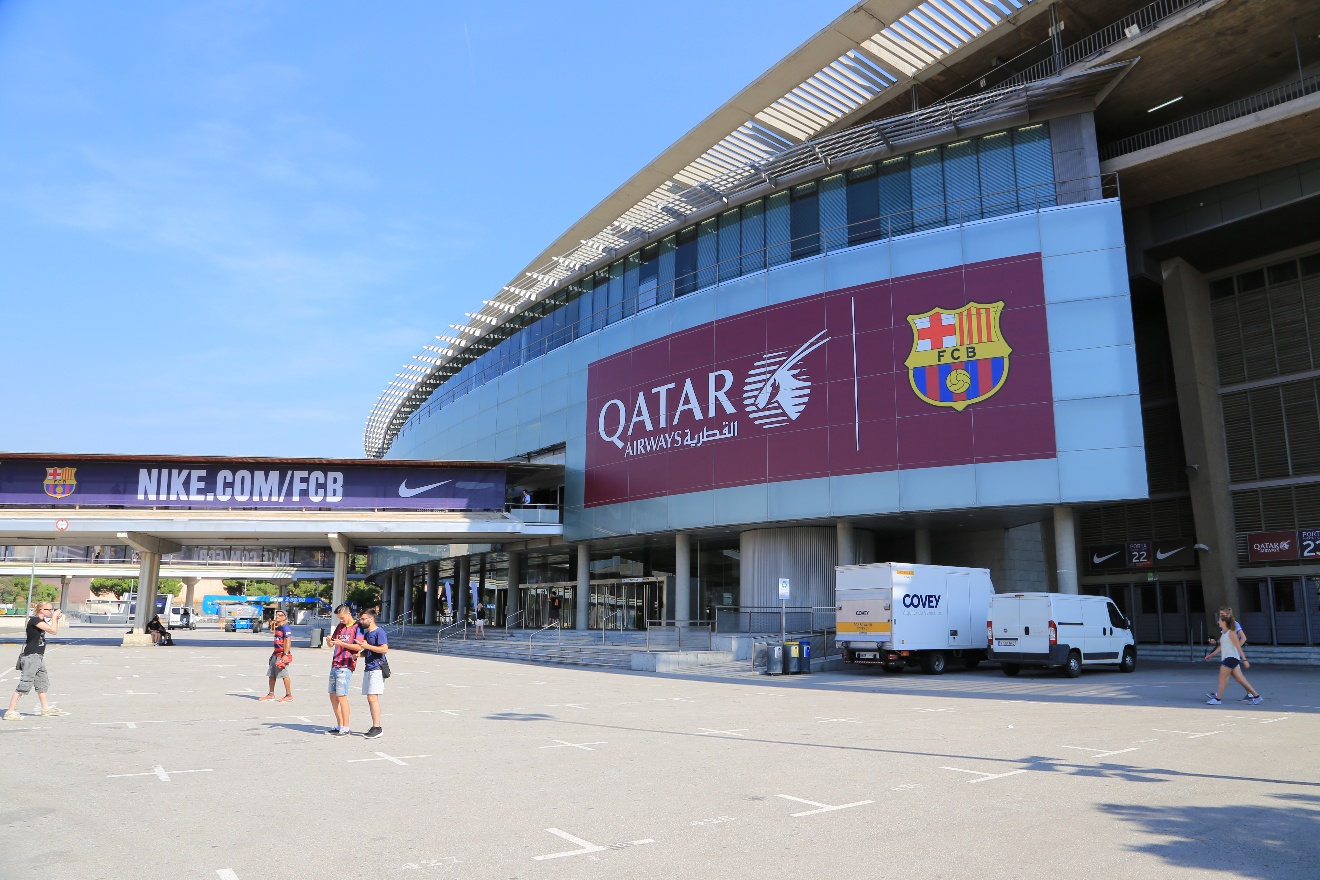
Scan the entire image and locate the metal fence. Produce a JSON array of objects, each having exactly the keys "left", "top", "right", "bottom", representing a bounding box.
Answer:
[{"left": 1100, "top": 72, "right": 1320, "bottom": 160}]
